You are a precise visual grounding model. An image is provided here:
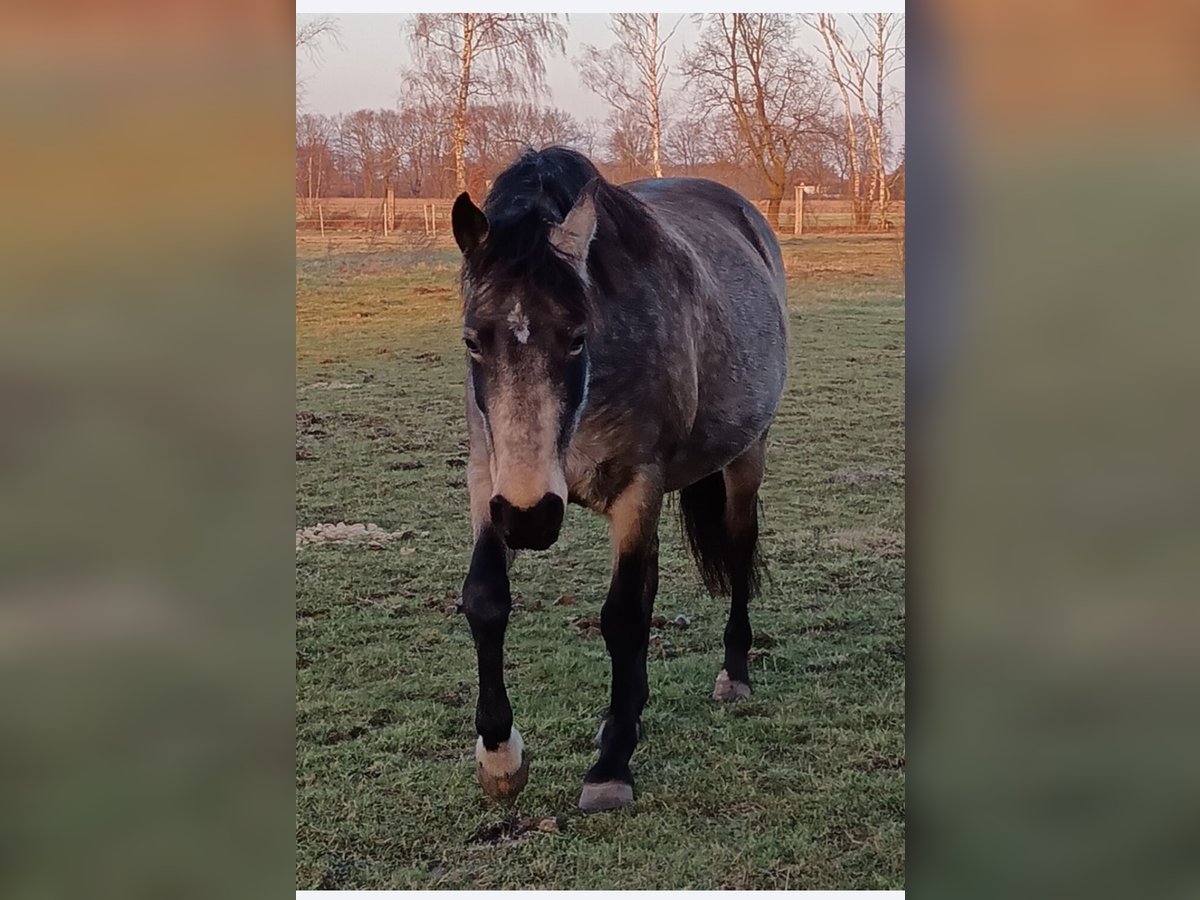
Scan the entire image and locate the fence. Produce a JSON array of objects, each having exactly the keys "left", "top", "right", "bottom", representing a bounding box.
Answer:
[
  {"left": 295, "top": 195, "right": 454, "bottom": 237},
  {"left": 295, "top": 195, "right": 905, "bottom": 237}
]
